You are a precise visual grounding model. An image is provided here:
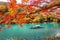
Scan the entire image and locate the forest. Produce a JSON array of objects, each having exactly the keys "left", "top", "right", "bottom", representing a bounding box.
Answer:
[{"left": 0, "top": 0, "right": 60, "bottom": 26}]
